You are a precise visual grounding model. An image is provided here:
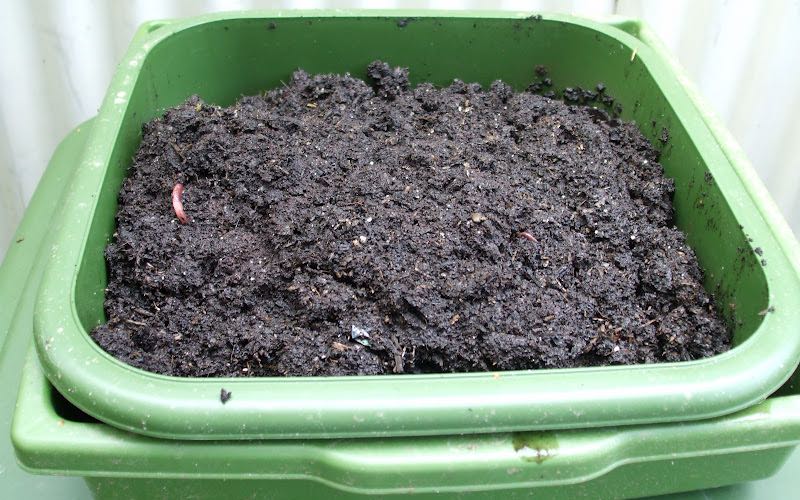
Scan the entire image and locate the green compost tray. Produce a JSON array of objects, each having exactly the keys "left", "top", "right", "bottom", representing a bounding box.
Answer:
[
  {"left": 8, "top": 117, "right": 800, "bottom": 500},
  {"left": 33, "top": 11, "right": 800, "bottom": 441}
]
